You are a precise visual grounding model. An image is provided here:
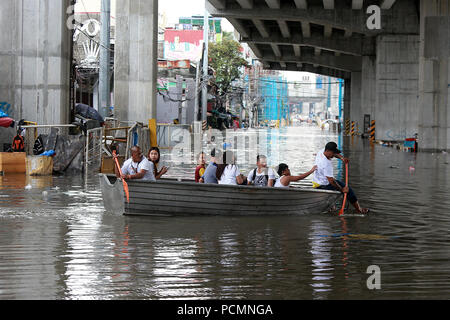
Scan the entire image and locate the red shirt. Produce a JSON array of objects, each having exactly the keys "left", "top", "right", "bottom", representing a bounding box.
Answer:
[{"left": 195, "top": 165, "right": 206, "bottom": 182}]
